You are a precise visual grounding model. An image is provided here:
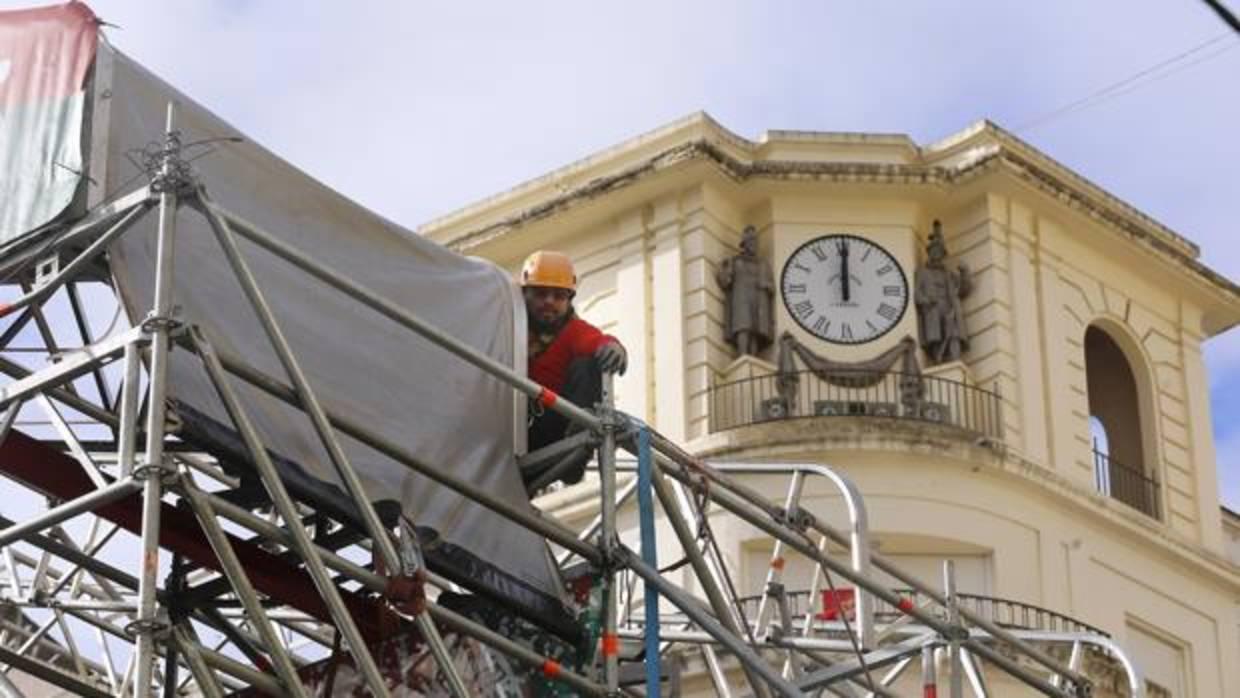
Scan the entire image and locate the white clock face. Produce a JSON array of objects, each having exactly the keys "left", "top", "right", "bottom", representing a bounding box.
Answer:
[{"left": 780, "top": 234, "right": 909, "bottom": 344}]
